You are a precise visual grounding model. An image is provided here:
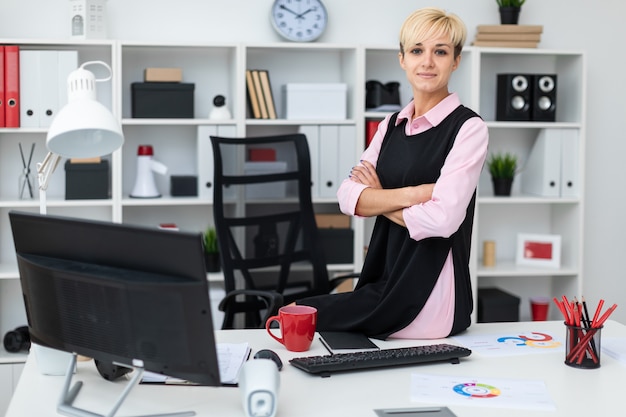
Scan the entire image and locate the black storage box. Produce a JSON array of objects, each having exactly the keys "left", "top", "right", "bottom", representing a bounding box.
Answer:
[
  {"left": 318, "top": 228, "right": 354, "bottom": 264},
  {"left": 131, "top": 82, "right": 194, "bottom": 118},
  {"left": 170, "top": 175, "right": 198, "bottom": 197},
  {"left": 65, "top": 160, "right": 110, "bottom": 200},
  {"left": 478, "top": 287, "right": 520, "bottom": 323}
]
